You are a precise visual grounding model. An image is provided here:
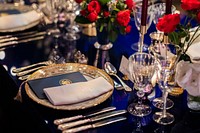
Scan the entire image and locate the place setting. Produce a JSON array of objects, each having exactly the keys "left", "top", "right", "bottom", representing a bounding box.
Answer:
[{"left": 2, "top": 0, "right": 200, "bottom": 133}]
